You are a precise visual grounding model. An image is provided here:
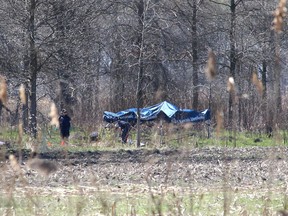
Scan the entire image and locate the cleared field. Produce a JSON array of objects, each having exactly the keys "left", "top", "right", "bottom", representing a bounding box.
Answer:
[{"left": 0, "top": 147, "right": 288, "bottom": 215}]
